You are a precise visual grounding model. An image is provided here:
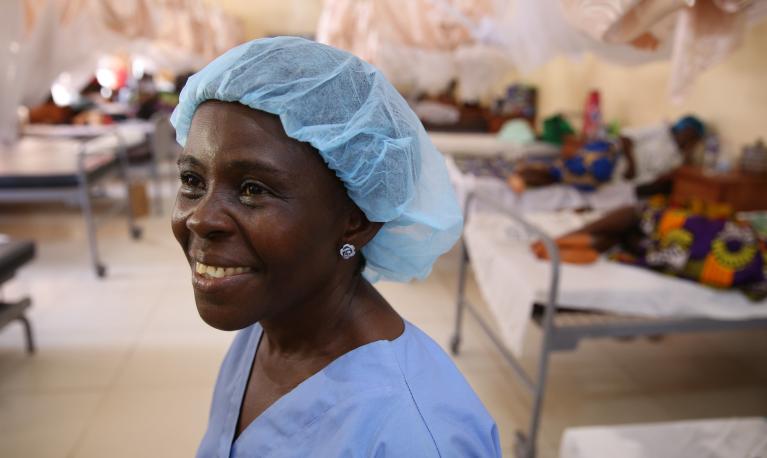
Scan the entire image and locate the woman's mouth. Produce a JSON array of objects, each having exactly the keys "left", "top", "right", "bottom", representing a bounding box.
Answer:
[
  {"left": 194, "top": 261, "right": 252, "bottom": 278},
  {"left": 191, "top": 260, "right": 256, "bottom": 295}
]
